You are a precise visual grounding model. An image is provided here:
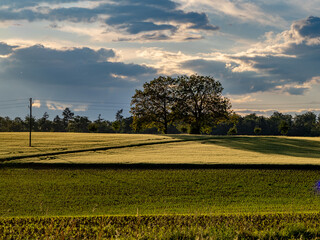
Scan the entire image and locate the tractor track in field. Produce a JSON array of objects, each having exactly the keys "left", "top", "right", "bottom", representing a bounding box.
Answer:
[{"left": 0, "top": 138, "right": 200, "bottom": 162}]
